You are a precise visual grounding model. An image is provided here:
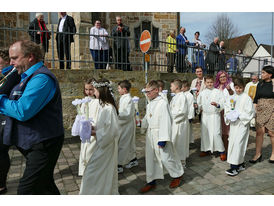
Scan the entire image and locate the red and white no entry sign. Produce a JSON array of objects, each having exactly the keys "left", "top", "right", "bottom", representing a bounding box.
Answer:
[{"left": 140, "top": 30, "right": 151, "bottom": 53}]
